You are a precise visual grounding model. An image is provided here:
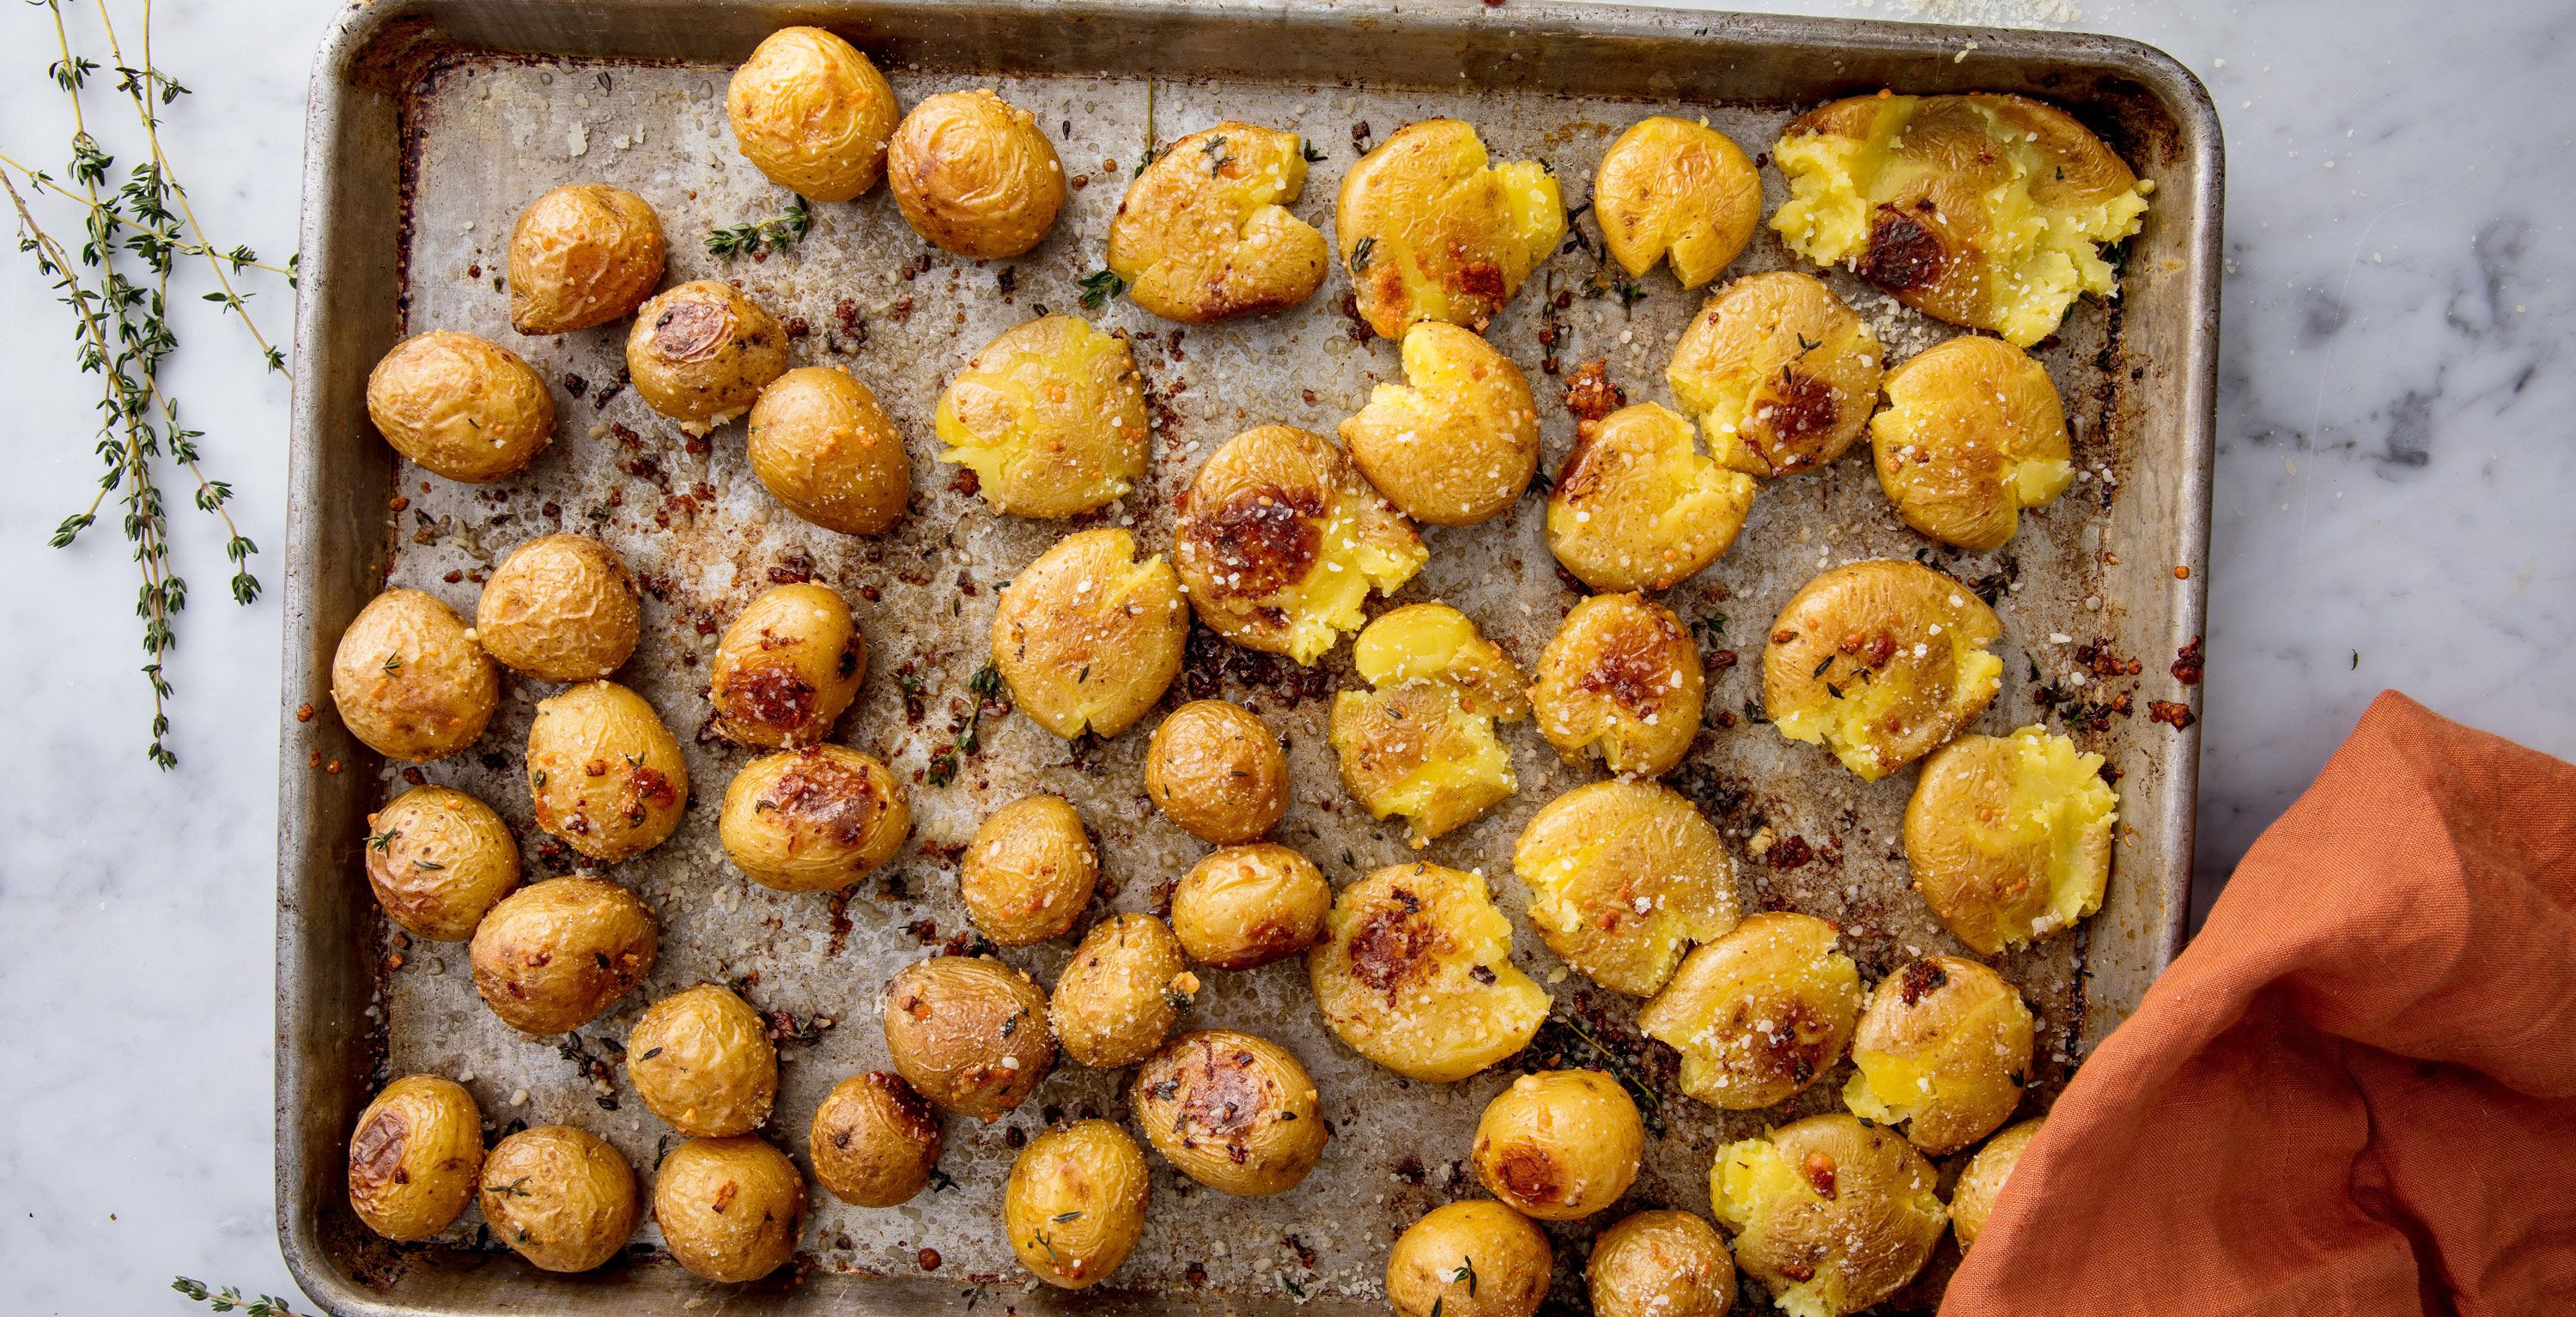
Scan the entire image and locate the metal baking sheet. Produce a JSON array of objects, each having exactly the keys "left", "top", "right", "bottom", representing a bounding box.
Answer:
[{"left": 278, "top": 3, "right": 2220, "bottom": 1314}]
